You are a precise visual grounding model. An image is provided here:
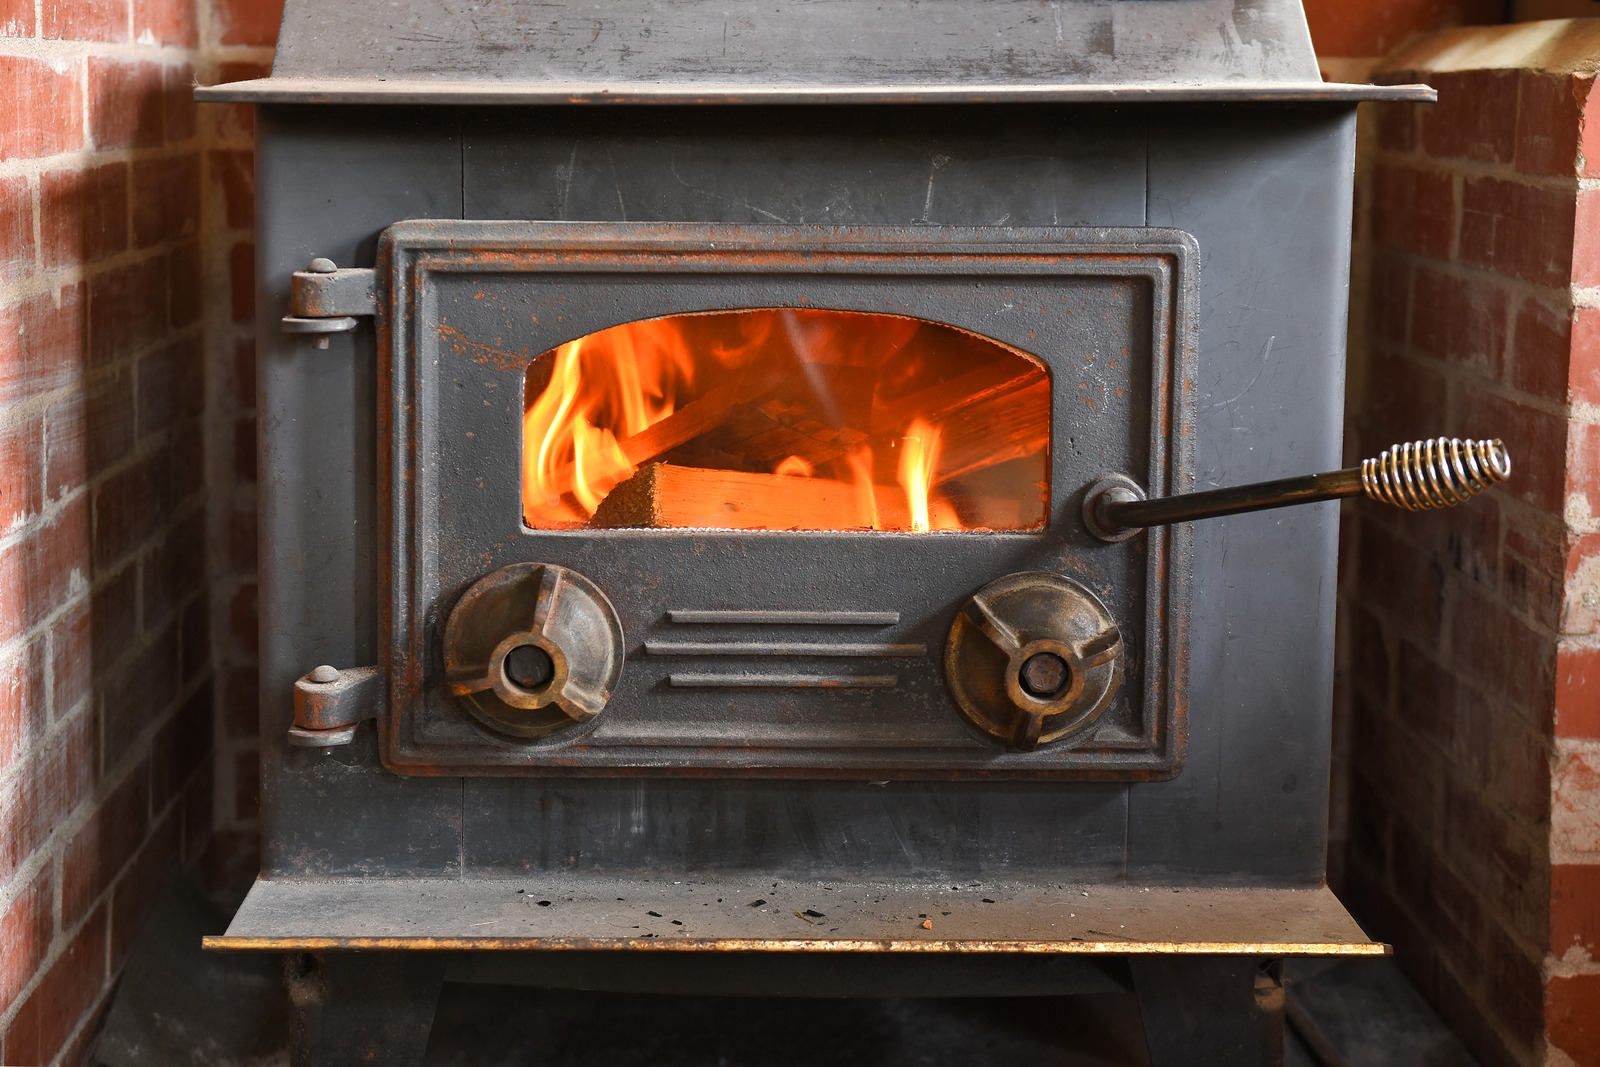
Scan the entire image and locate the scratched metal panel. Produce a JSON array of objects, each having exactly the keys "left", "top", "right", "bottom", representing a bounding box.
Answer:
[
  {"left": 255, "top": 107, "right": 466, "bottom": 876},
  {"left": 234, "top": 0, "right": 1332, "bottom": 98},
  {"left": 461, "top": 106, "right": 1144, "bottom": 227},
  {"left": 1125, "top": 107, "right": 1356, "bottom": 884}
]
